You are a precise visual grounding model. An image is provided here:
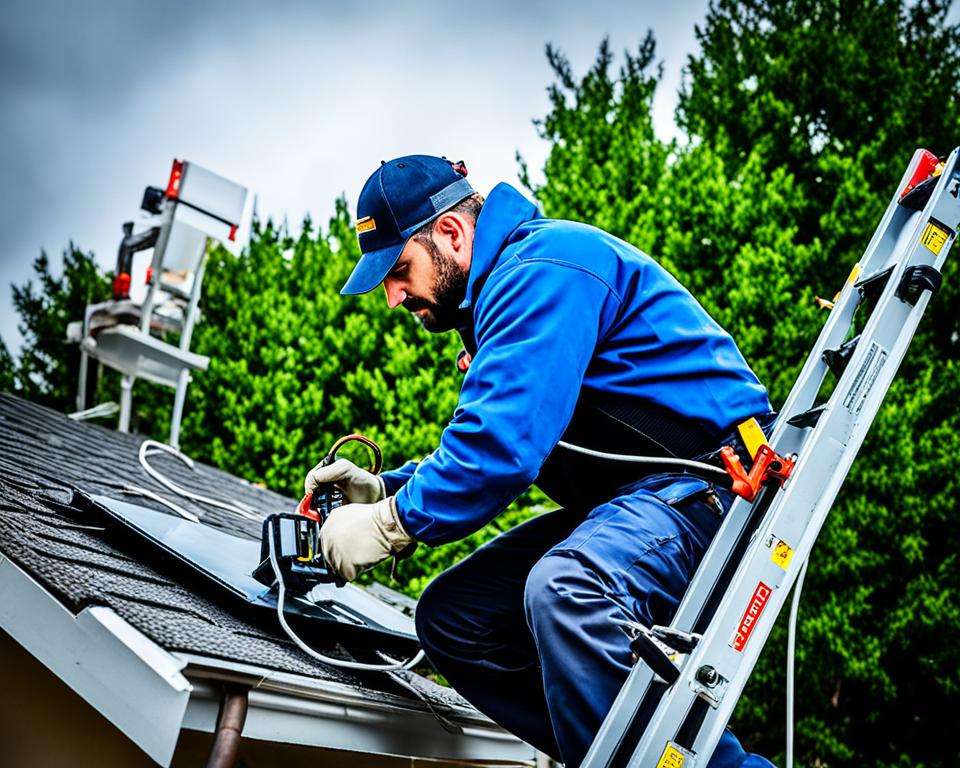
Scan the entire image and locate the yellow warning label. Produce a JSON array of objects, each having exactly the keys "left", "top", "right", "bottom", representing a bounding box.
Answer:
[
  {"left": 737, "top": 417, "right": 768, "bottom": 461},
  {"left": 771, "top": 539, "right": 794, "bottom": 570},
  {"left": 356, "top": 216, "right": 377, "bottom": 234},
  {"left": 657, "top": 742, "right": 690, "bottom": 768},
  {"left": 846, "top": 262, "right": 861, "bottom": 285},
  {"left": 920, "top": 222, "right": 949, "bottom": 255}
]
